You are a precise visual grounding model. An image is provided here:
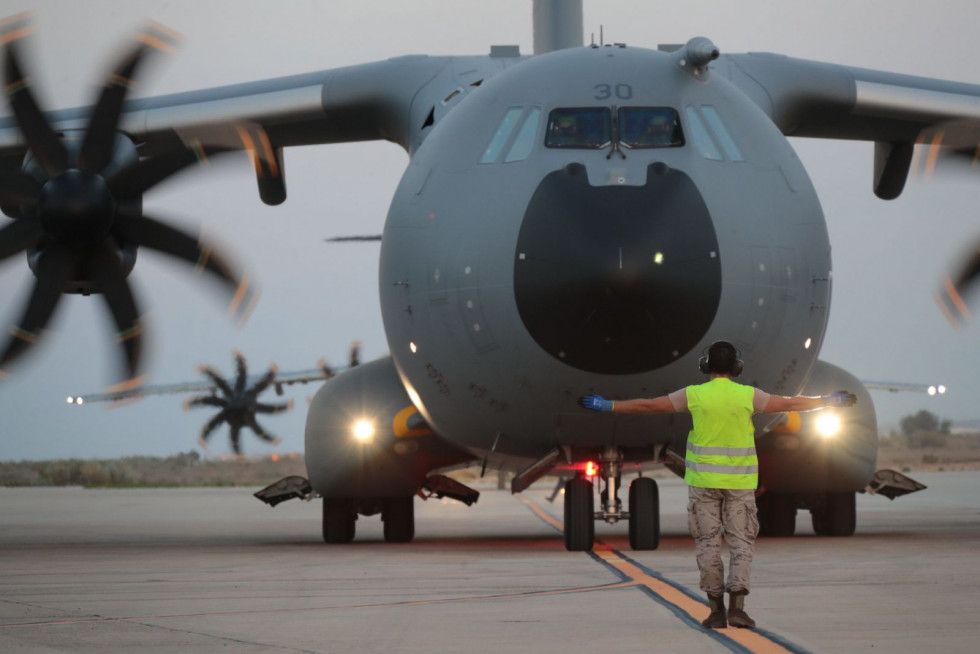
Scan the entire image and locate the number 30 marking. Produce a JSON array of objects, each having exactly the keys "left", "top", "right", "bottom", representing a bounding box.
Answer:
[{"left": 594, "top": 83, "right": 633, "bottom": 100}]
